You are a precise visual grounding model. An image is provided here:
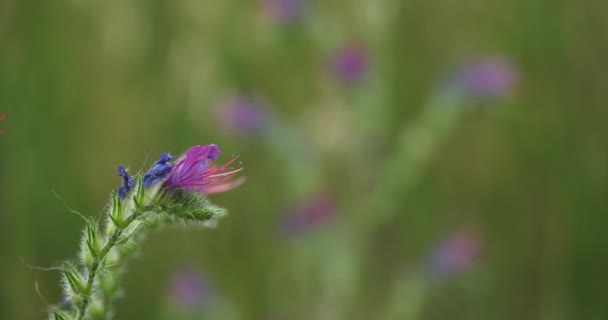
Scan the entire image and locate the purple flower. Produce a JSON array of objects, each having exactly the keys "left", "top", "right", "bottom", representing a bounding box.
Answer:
[
  {"left": 281, "top": 194, "right": 337, "bottom": 235},
  {"left": 263, "top": 0, "right": 305, "bottom": 24},
  {"left": 169, "top": 268, "right": 215, "bottom": 309},
  {"left": 425, "top": 227, "right": 483, "bottom": 277},
  {"left": 143, "top": 153, "right": 175, "bottom": 189},
  {"left": 214, "top": 97, "right": 270, "bottom": 137},
  {"left": 117, "top": 166, "right": 134, "bottom": 200},
  {"left": 331, "top": 42, "right": 370, "bottom": 85},
  {"left": 454, "top": 57, "right": 518, "bottom": 99},
  {"left": 115, "top": 145, "right": 243, "bottom": 201},
  {"left": 164, "top": 145, "right": 244, "bottom": 195}
]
